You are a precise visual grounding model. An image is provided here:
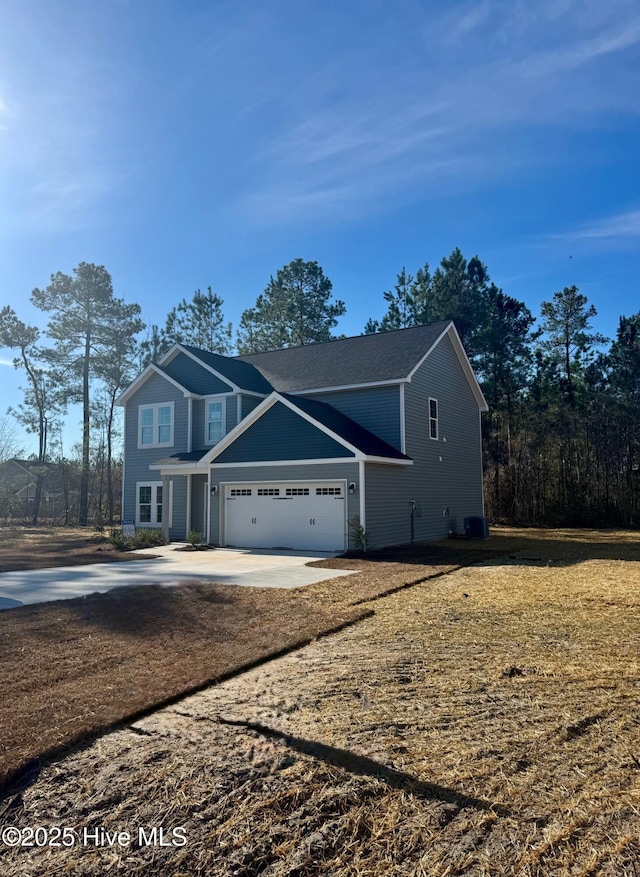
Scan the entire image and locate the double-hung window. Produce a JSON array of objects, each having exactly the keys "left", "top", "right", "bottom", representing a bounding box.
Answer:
[
  {"left": 206, "top": 398, "right": 226, "bottom": 445},
  {"left": 138, "top": 402, "right": 174, "bottom": 448},
  {"left": 137, "top": 482, "right": 163, "bottom": 526},
  {"left": 428, "top": 398, "right": 439, "bottom": 440}
]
